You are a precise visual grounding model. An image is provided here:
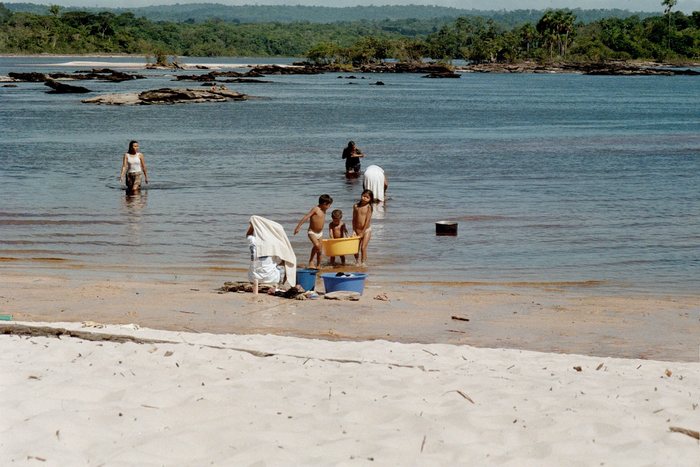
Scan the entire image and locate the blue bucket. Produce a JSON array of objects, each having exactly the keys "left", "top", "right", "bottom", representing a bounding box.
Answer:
[
  {"left": 296, "top": 268, "right": 318, "bottom": 291},
  {"left": 321, "top": 273, "right": 368, "bottom": 295}
]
